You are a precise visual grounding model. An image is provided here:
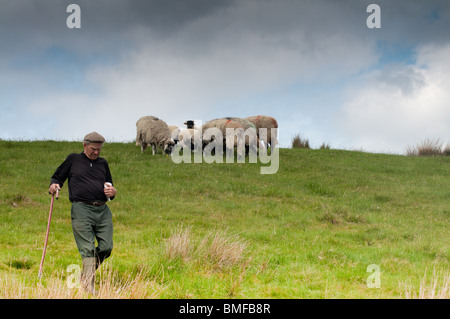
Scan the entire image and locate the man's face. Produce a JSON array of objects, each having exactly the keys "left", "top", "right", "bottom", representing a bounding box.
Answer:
[{"left": 83, "top": 142, "right": 103, "bottom": 160}]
